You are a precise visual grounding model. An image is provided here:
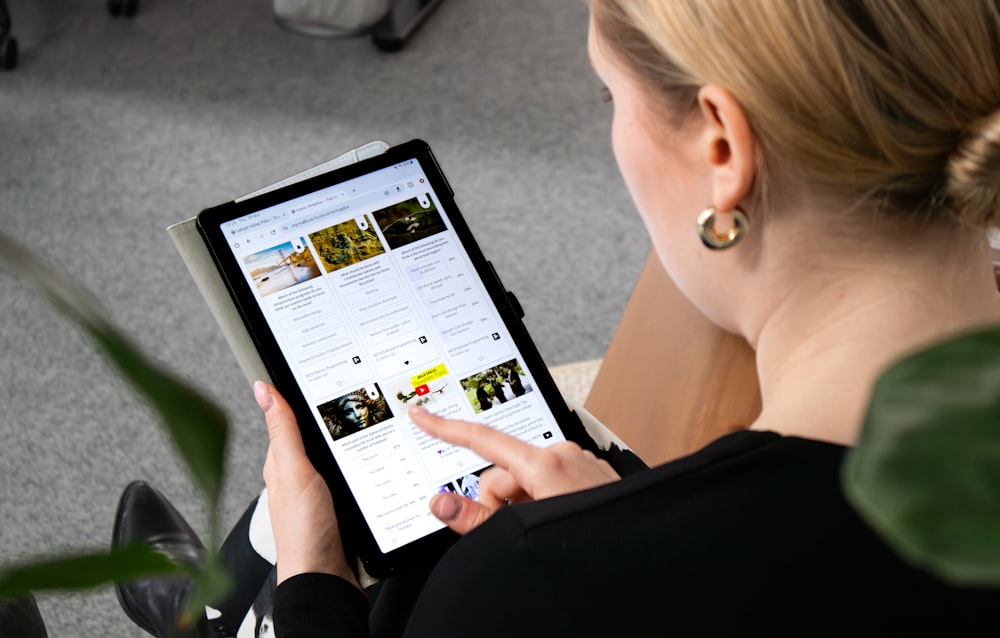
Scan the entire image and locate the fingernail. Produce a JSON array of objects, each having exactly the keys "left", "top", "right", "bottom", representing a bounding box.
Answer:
[
  {"left": 431, "top": 493, "right": 461, "bottom": 522},
  {"left": 253, "top": 381, "right": 273, "bottom": 412}
]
